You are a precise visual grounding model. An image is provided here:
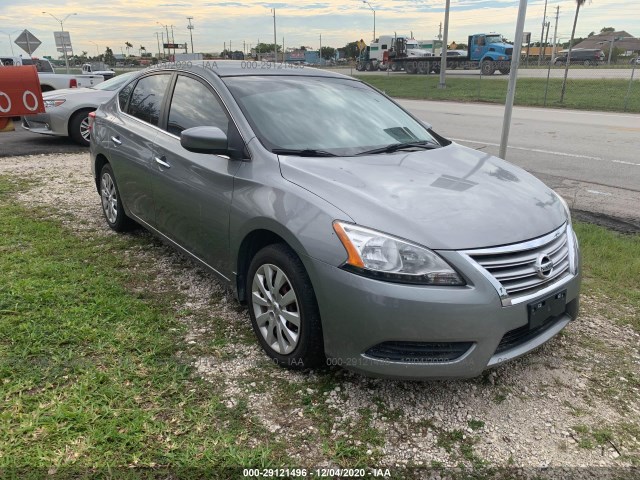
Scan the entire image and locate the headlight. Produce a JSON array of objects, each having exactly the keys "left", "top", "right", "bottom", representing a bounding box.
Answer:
[
  {"left": 43, "top": 99, "right": 65, "bottom": 108},
  {"left": 333, "top": 221, "right": 465, "bottom": 285}
]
